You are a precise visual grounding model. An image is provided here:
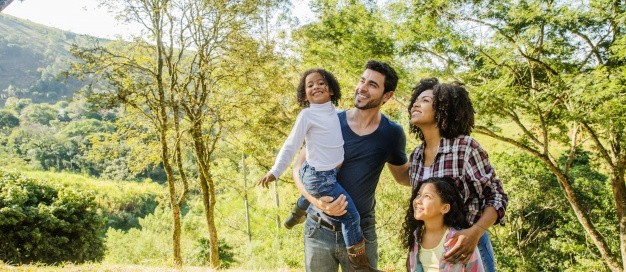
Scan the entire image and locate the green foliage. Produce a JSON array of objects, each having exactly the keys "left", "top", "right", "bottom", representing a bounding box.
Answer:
[
  {"left": 0, "top": 110, "right": 19, "bottom": 130},
  {"left": 3, "top": 98, "right": 31, "bottom": 113},
  {"left": 190, "top": 238, "right": 235, "bottom": 268},
  {"left": 0, "top": 14, "right": 98, "bottom": 105},
  {"left": 0, "top": 170, "right": 105, "bottom": 264},
  {"left": 19, "top": 170, "right": 163, "bottom": 231},
  {"left": 490, "top": 152, "right": 614, "bottom": 271},
  {"left": 7, "top": 124, "right": 66, "bottom": 170},
  {"left": 19, "top": 103, "right": 58, "bottom": 126},
  {"left": 393, "top": 0, "right": 625, "bottom": 269},
  {"left": 0, "top": 0, "right": 624, "bottom": 270},
  {"left": 293, "top": 0, "right": 401, "bottom": 105}
]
